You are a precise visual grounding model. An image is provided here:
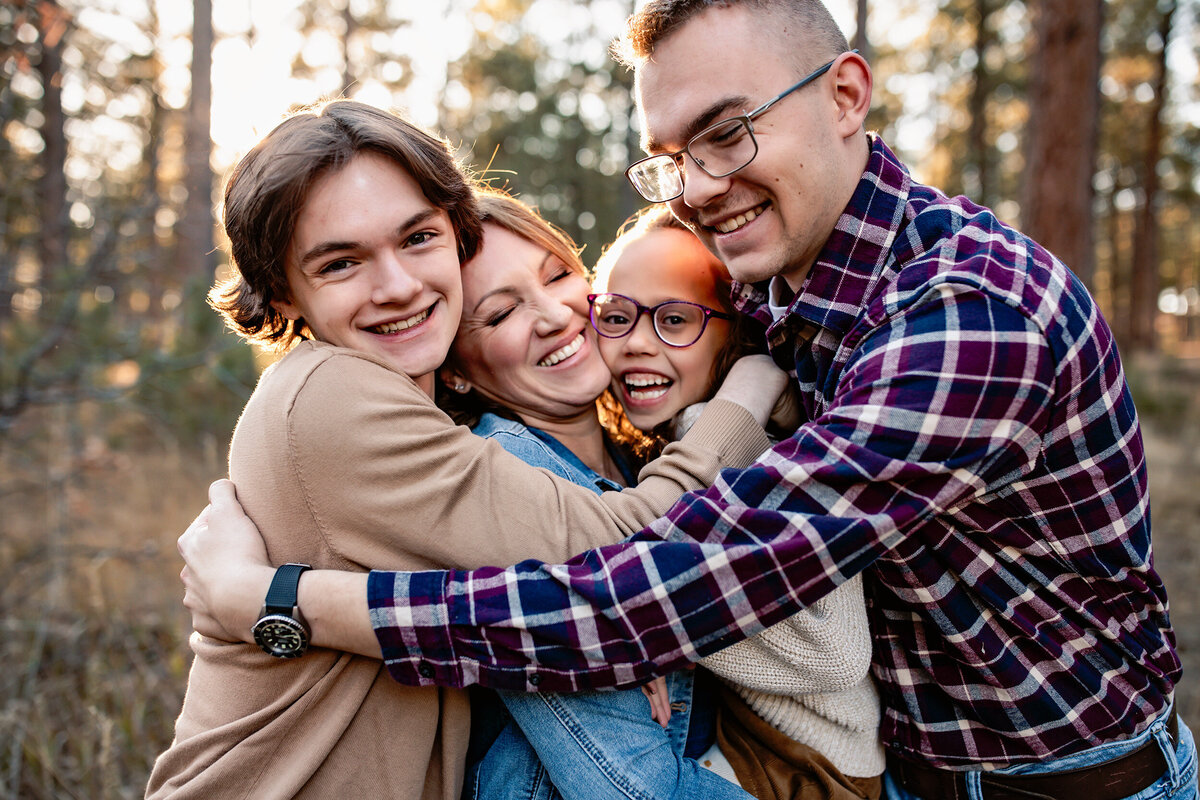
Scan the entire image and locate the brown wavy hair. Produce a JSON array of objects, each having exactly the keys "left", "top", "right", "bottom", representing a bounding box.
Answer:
[{"left": 209, "top": 100, "right": 482, "bottom": 349}]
